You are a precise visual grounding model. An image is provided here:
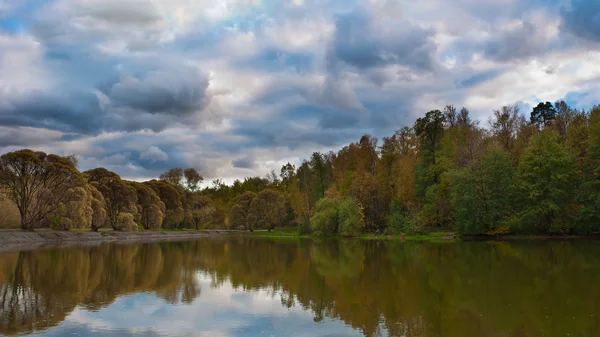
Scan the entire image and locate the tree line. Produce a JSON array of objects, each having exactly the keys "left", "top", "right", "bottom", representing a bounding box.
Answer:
[{"left": 1, "top": 100, "right": 600, "bottom": 235}]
